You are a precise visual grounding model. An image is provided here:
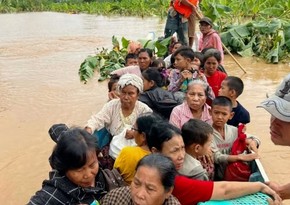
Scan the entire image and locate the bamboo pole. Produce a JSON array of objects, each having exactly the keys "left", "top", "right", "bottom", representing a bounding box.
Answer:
[{"left": 222, "top": 42, "right": 247, "bottom": 74}]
